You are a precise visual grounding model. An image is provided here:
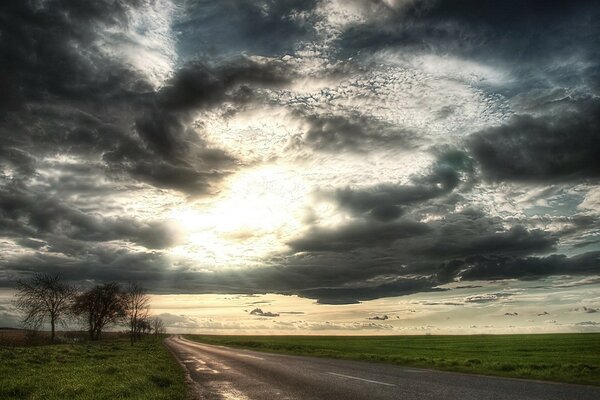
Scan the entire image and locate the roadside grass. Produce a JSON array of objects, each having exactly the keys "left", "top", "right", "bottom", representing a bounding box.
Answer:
[
  {"left": 0, "top": 336, "right": 190, "bottom": 400},
  {"left": 185, "top": 333, "right": 600, "bottom": 386},
  {"left": 0, "top": 329, "right": 121, "bottom": 346}
]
